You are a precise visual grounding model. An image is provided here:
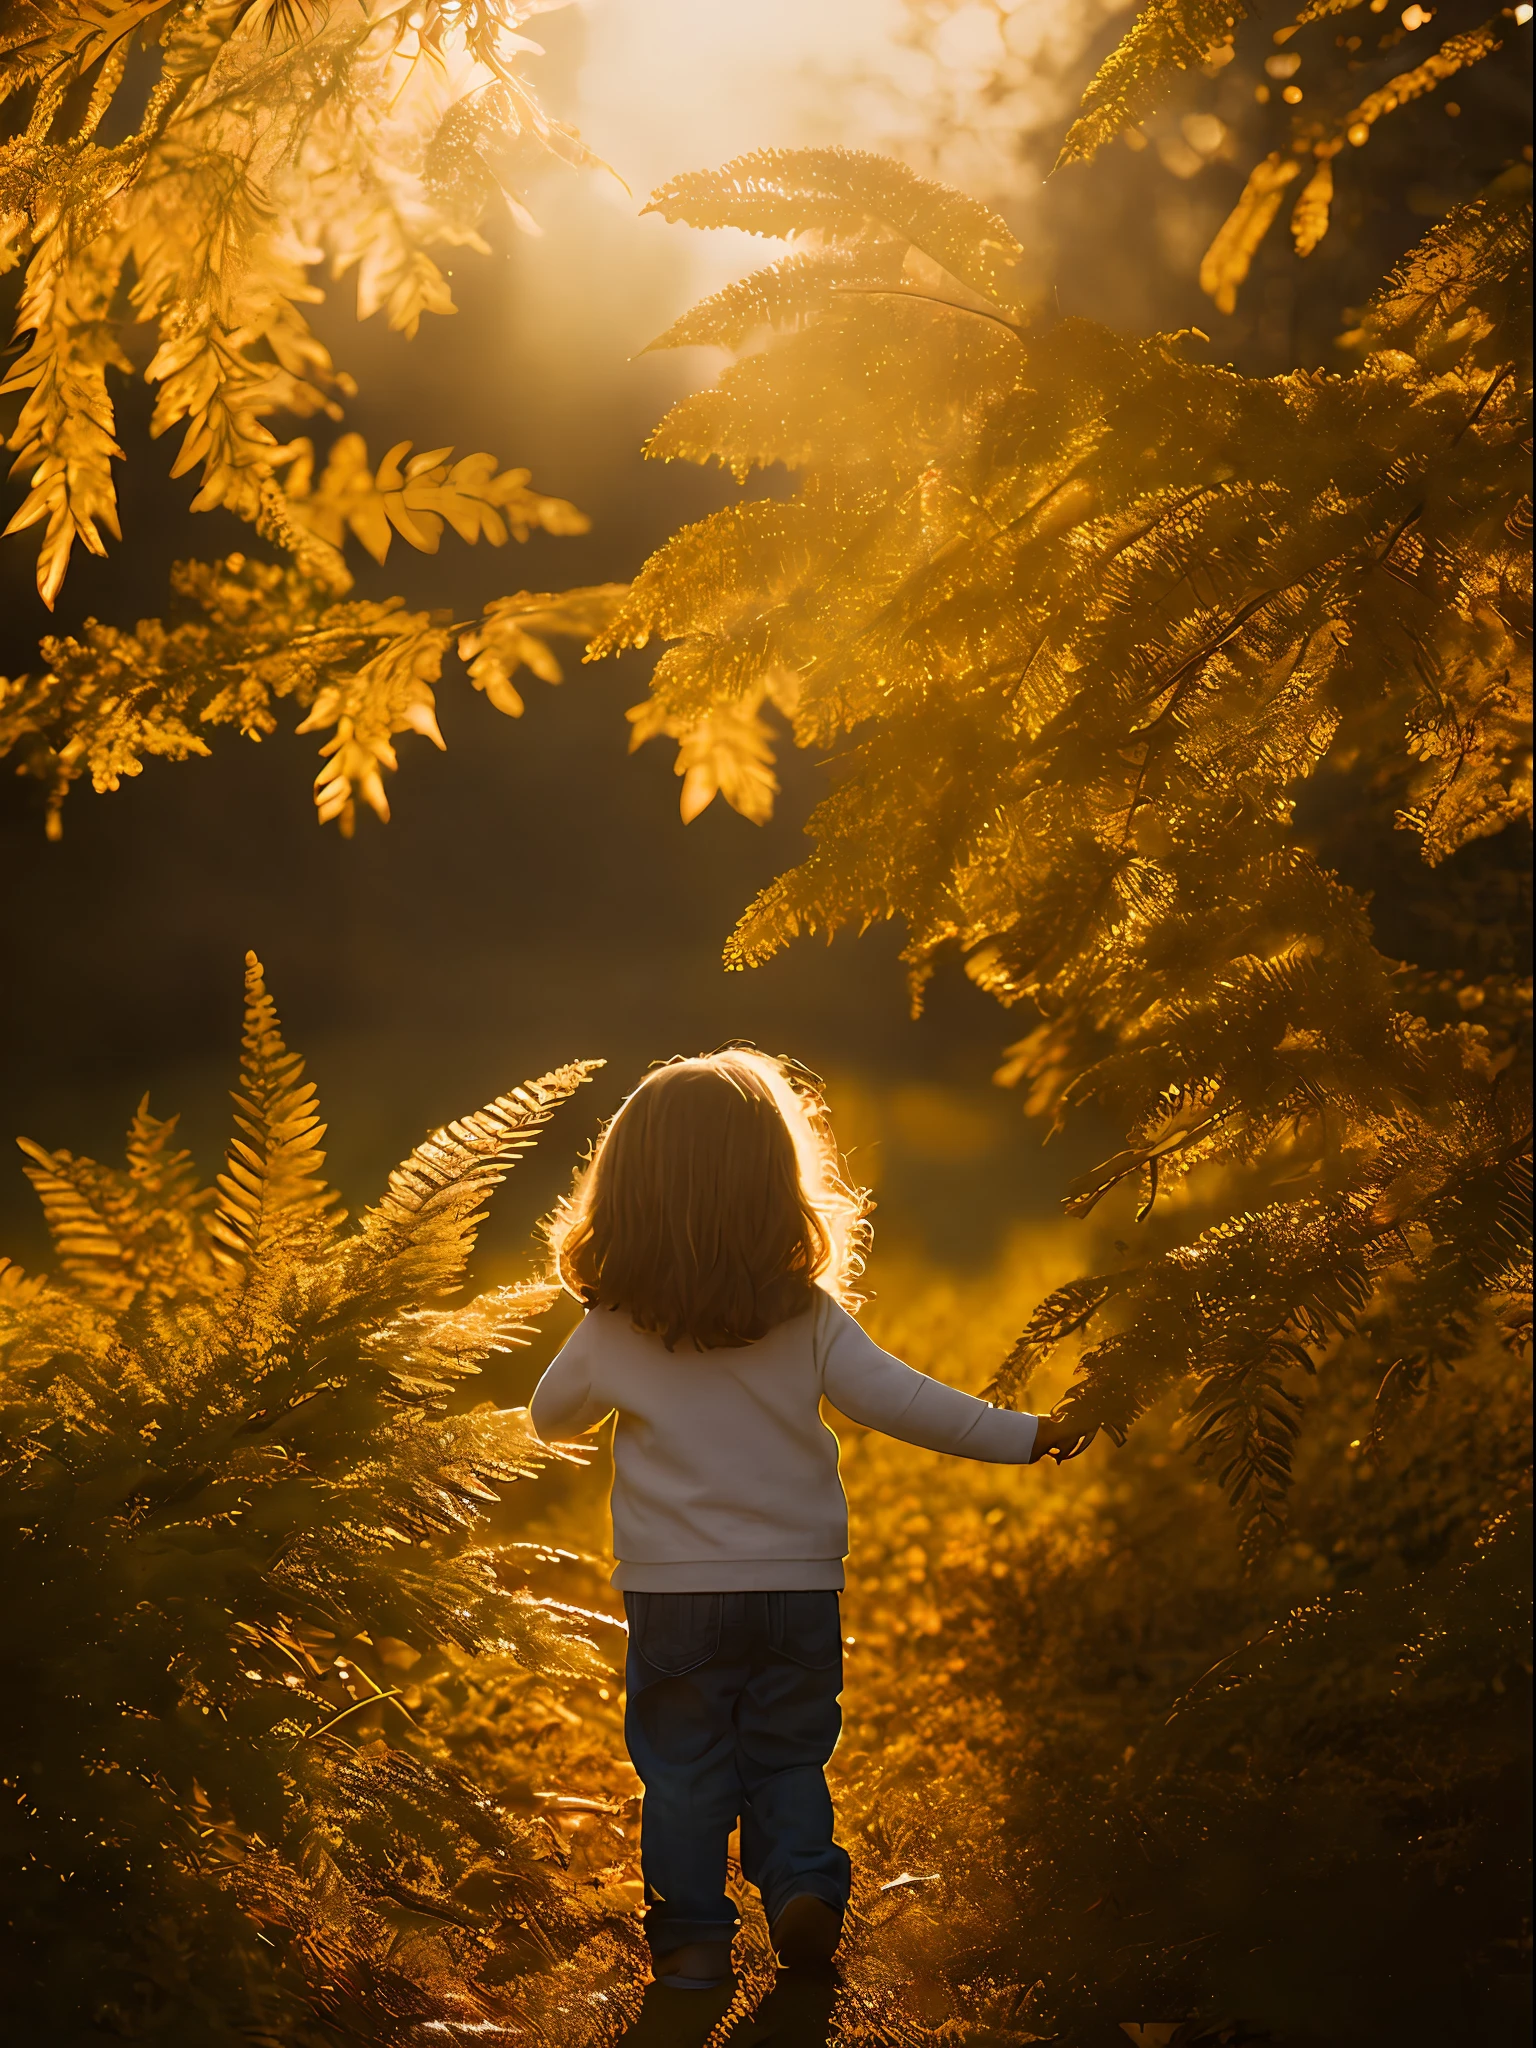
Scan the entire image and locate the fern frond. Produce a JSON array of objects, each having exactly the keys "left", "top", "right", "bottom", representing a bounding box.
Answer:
[
  {"left": 15, "top": 1140, "right": 136, "bottom": 1305},
  {"left": 122, "top": 1096, "right": 220, "bottom": 1299},
  {"left": 629, "top": 692, "right": 781, "bottom": 824},
  {"left": 283, "top": 435, "right": 589, "bottom": 565},
  {"left": 459, "top": 584, "right": 629, "bottom": 718},
  {"left": 2, "top": 548, "right": 618, "bottom": 835},
  {"left": 2, "top": 221, "right": 131, "bottom": 607},
  {"left": 354, "top": 1062, "right": 602, "bottom": 1302},
  {"left": 645, "top": 147, "right": 1023, "bottom": 306},
  {"left": 0, "top": 950, "right": 603, "bottom": 2030},
  {"left": 15, "top": 1094, "right": 218, "bottom": 1308},
  {"left": 645, "top": 248, "right": 904, "bottom": 354},
  {"left": 295, "top": 612, "right": 455, "bottom": 832},
  {"left": 1057, "top": 0, "right": 1249, "bottom": 169},
  {"left": 124, "top": 1095, "right": 205, "bottom": 1216},
  {"left": 1186, "top": 1349, "right": 1307, "bottom": 1558},
  {"left": 1337, "top": 17, "right": 1506, "bottom": 147},
  {"left": 1364, "top": 179, "right": 1534, "bottom": 366},
  {"left": 0, "top": 0, "right": 589, "bottom": 600},
  {"left": 1290, "top": 158, "right": 1334, "bottom": 261},
  {"left": 1194, "top": 18, "right": 1510, "bottom": 306},
  {"left": 210, "top": 952, "right": 342, "bottom": 1271},
  {"left": 610, "top": 146, "right": 1531, "bottom": 1545},
  {"left": 985, "top": 1273, "right": 1124, "bottom": 1407},
  {"left": 382, "top": 1281, "right": 563, "bottom": 1395},
  {"left": 1199, "top": 154, "right": 1302, "bottom": 316}
]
